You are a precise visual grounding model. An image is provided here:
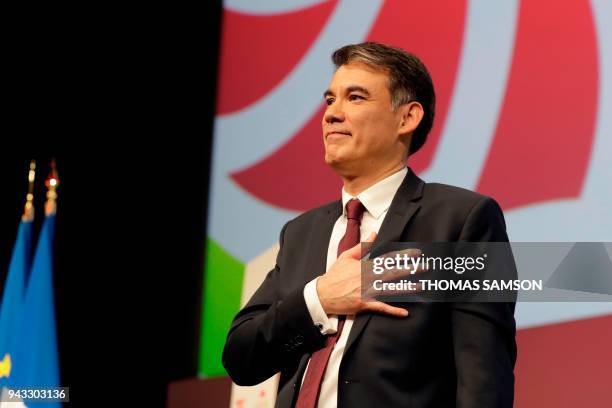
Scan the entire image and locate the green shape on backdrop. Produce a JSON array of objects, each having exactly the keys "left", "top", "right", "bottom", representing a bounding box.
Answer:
[{"left": 198, "top": 237, "right": 244, "bottom": 377}]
